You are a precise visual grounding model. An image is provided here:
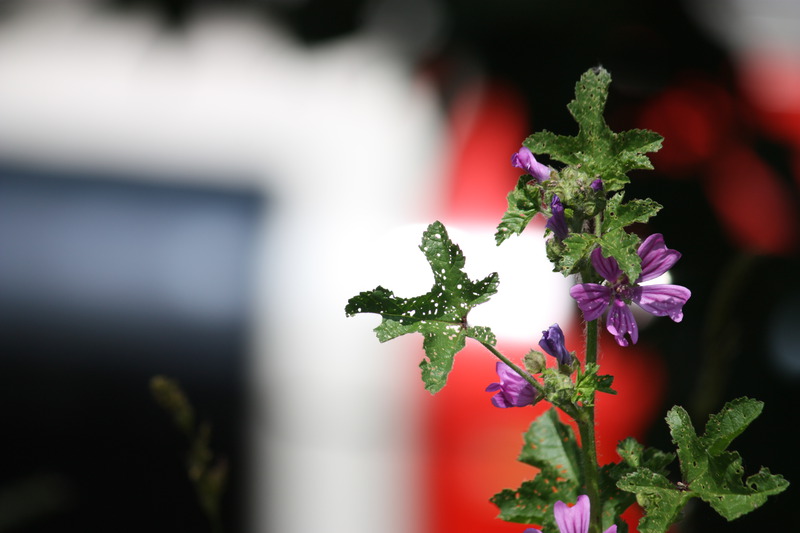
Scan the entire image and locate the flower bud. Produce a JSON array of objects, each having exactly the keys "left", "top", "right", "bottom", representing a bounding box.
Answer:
[{"left": 523, "top": 350, "right": 547, "bottom": 375}]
